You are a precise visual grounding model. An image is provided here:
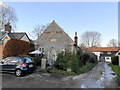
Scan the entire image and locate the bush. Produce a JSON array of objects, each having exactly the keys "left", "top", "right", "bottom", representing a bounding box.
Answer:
[
  {"left": 18, "top": 54, "right": 31, "bottom": 57},
  {"left": 82, "top": 52, "right": 90, "bottom": 65},
  {"left": 79, "top": 63, "right": 95, "bottom": 73},
  {"left": 54, "top": 52, "right": 97, "bottom": 74},
  {"left": 49, "top": 69, "right": 75, "bottom": 75},
  {"left": 39, "top": 68, "right": 49, "bottom": 73},
  {"left": 54, "top": 53, "right": 81, "bottom": 73},
  {"left": 71, "top": 54, "right": 81, "bottom": 73},
  {"left": 54, "top": 53, "right": 67, "bottom": 70},
  {"left": 111, "top": 56, "right": 119, "bottom": 65},
  {"left": 82, "top": 52, "right": 97, "bottom": 65},
  {"left": 3, "top": 38, "right": 30, "bottom": 58}
]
